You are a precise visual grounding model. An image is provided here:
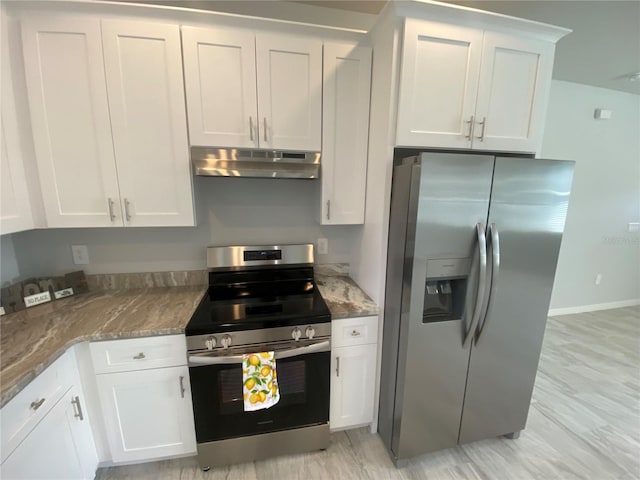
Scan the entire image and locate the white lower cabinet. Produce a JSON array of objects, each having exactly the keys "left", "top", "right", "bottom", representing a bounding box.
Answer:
[
  {"left": 95, "top": 365, "right": 196, "bottom": 463},
  {"left": 0, "top": 350, "right": 98, "bottom": 480},
  {"left": 330, "top": 315, "right": 378, "bottom": 431}
]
